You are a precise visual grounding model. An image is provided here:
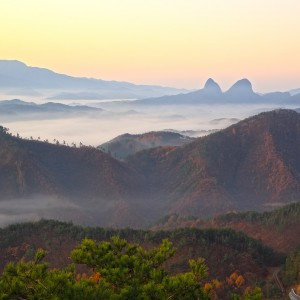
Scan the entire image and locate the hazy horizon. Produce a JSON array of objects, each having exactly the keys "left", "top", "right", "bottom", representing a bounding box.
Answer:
[{"left": 0, "top": 1, "right": 299, "bottom": 92}]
